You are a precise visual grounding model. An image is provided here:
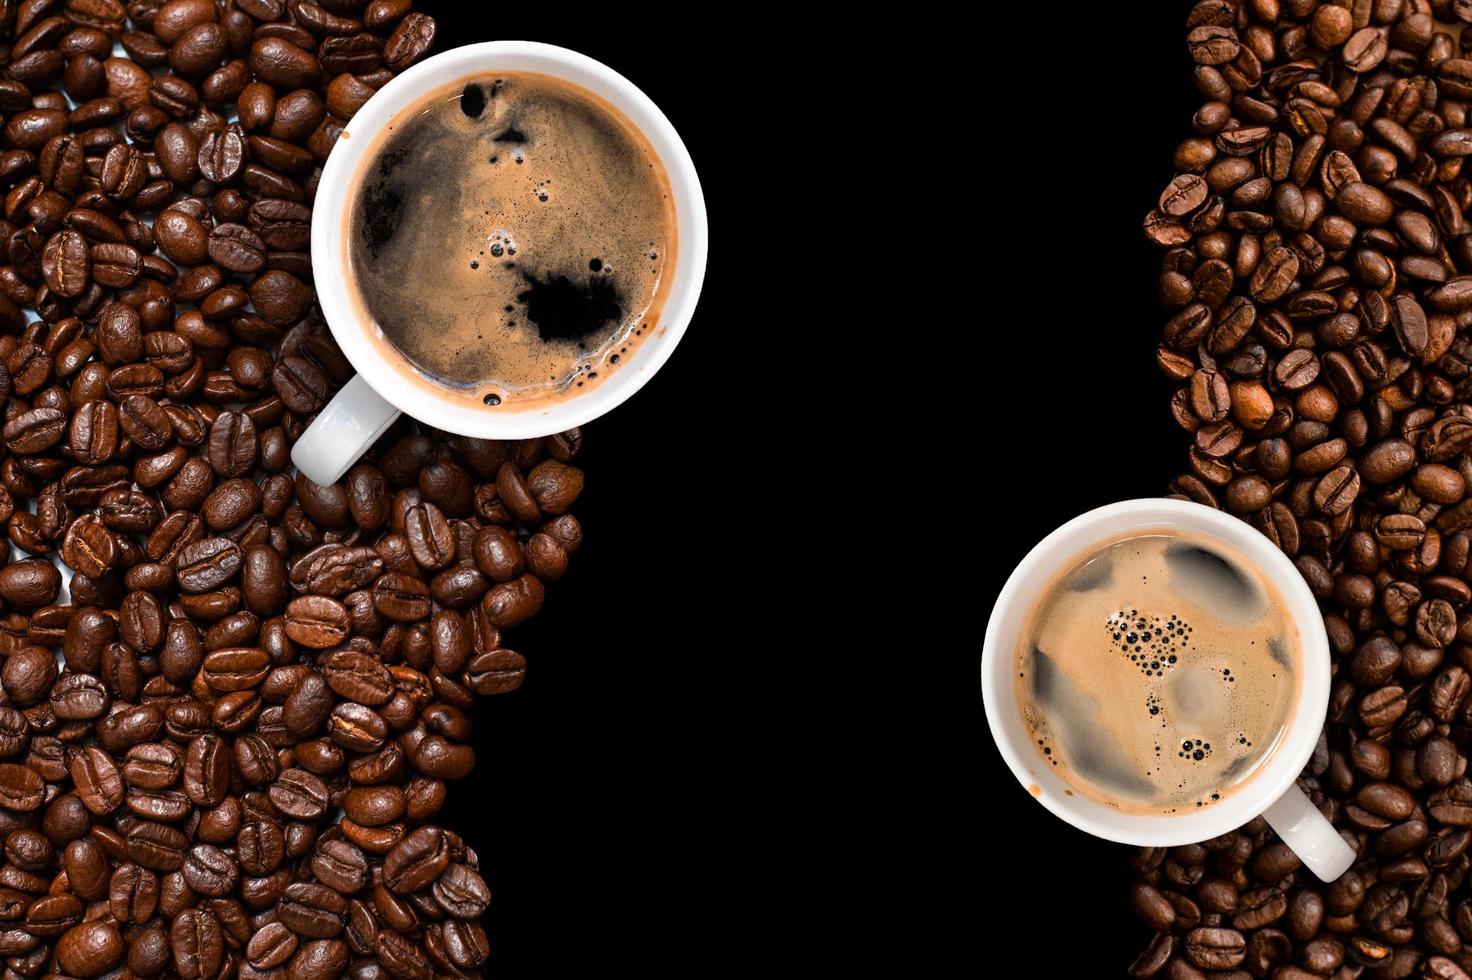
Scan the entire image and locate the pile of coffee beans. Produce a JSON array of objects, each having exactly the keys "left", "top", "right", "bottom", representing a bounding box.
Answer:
[
  {"left": 1132, "top": 1, "right": 1472, "bottom": 977},
  {"left": 0, "top": 1, "right": 591, "bottom": 977}
]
